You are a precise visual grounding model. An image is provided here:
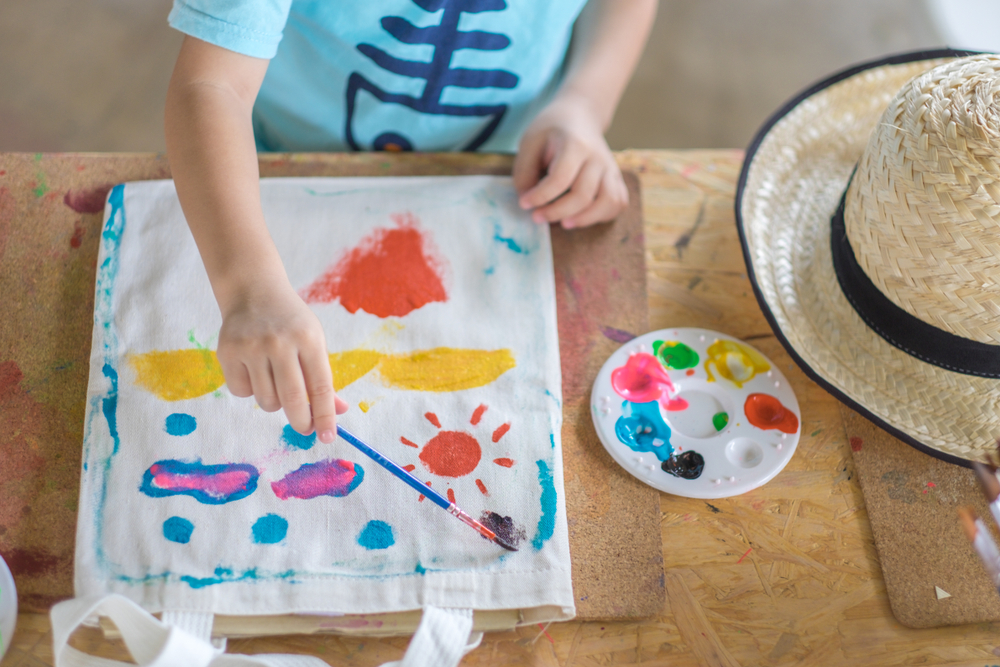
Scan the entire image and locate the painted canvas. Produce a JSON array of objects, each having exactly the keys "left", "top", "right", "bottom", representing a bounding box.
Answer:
[{"left": 75, "top": 176, "right": 573, "bottom": 621}]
